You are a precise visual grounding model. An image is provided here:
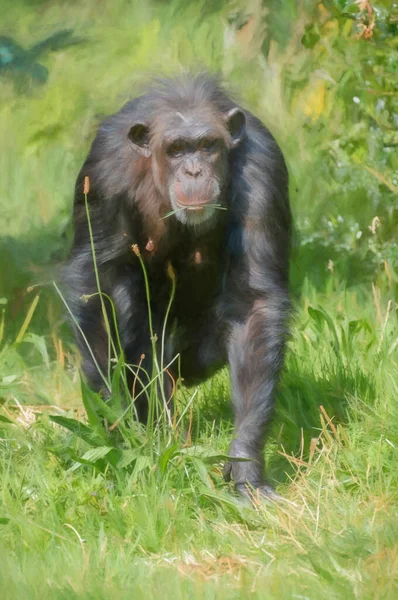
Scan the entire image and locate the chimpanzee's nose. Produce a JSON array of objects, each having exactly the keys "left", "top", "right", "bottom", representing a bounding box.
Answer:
[{"left": 185, "top": 161, "right": 202, "bottom": 178}]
